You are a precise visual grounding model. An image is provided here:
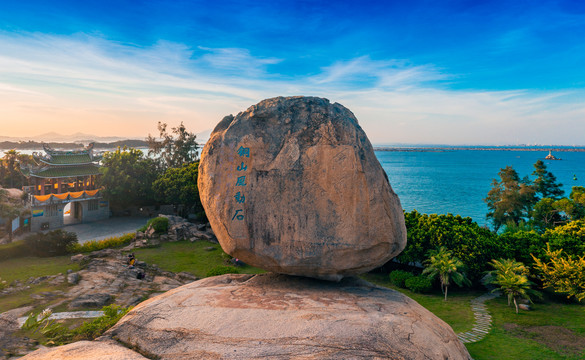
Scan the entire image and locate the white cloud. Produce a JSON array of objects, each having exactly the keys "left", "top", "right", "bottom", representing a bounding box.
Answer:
[{"left": 0, "top": 31, "right": 584, "bottom": 145}]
